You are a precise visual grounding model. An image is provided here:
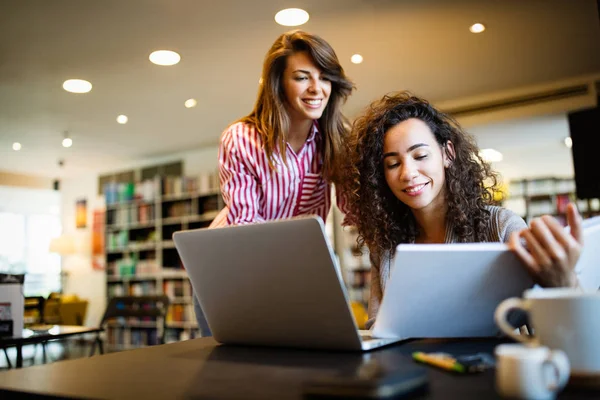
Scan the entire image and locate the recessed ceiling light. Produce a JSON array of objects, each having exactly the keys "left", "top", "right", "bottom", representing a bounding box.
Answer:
[
  {"left": 184, "top": 99, "right": 197, "bottom": 108},
  {"left": 62, "top": 138, "right": 73, "bottom": 148},
  {"left": 149, "top": 50, "right": 181, "bottom": 66},
  {"left": 274, "top": 8, "right": 309, "bottom": 26},
  {"left": 564, "top": 136, "right": 573, "bottom": 148},
  {"left": 469, "top": 23, "right": 485, "bottom": 33},
  {"left": 12, "top": 142, "right": 21, "bottom": 151},
  {"left": 479, "top": 148, "right": 503, "bottom": 162},
  {"left": 351, "top": 54, "right": 363, "bottom": 64},
  {"left": 62, "top": 79, "right": 92, "bottom": 93},
  {"left": 117, "top": 115, "right": 128, "bottom": 124}
]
